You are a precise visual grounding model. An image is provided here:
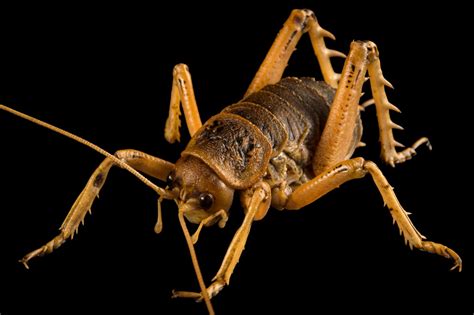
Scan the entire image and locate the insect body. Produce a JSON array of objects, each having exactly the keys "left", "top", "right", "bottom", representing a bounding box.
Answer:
[
  {"left": 1, "top": 9, "right": 461, "bottom": 315},
  {"left": 183, "top": 77, "right": 332, "bottom": 210}
]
